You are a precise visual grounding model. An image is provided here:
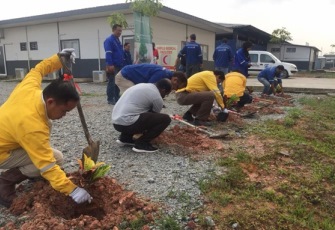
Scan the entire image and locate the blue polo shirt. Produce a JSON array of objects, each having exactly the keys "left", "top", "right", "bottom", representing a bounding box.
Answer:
[
  {"left": 104, "top": 34, "right": 124, "bottom": 68},
  {"left": 213, "top": 43, "right": 233, "bottom": 68},
  {"left": 179, "top": 41, "right": 203, "bottom": 65},
  {"left": 120, "top": 63, "right": 173, "bottom": 84},
  {"left": 258, "top": 66, "right": 282, "bottom": 84}
]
